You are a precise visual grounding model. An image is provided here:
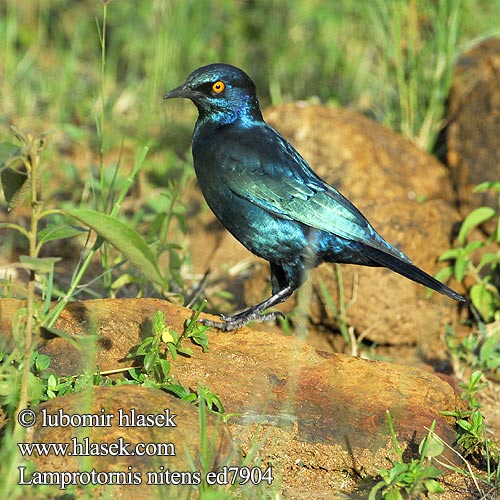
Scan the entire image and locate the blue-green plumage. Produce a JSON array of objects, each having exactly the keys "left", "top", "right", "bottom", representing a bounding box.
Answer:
[{"left": 164, "top": 63, "right": 465, "bottom": 331}]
